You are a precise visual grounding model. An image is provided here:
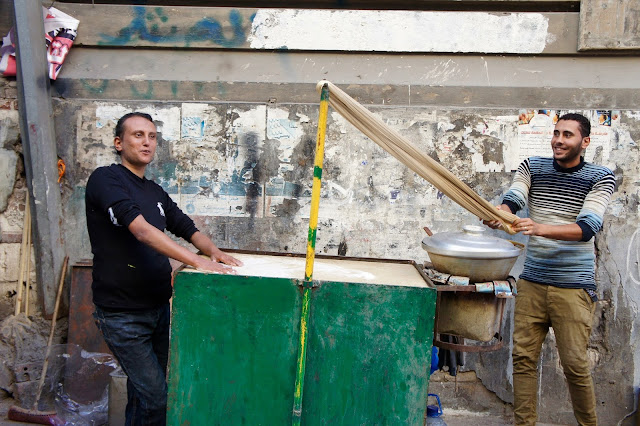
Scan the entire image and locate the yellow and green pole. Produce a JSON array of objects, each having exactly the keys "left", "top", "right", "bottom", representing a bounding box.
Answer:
[{"left": 292, "top": 83, "right": 330, "bottom": 425}]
